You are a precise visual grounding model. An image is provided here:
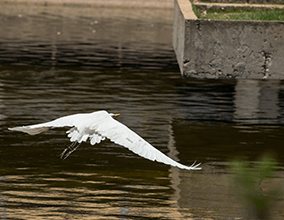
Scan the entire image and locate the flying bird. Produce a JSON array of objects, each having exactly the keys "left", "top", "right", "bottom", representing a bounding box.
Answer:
[{"left": 8, "top": 110, "right": 201, "bottom": 170}]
